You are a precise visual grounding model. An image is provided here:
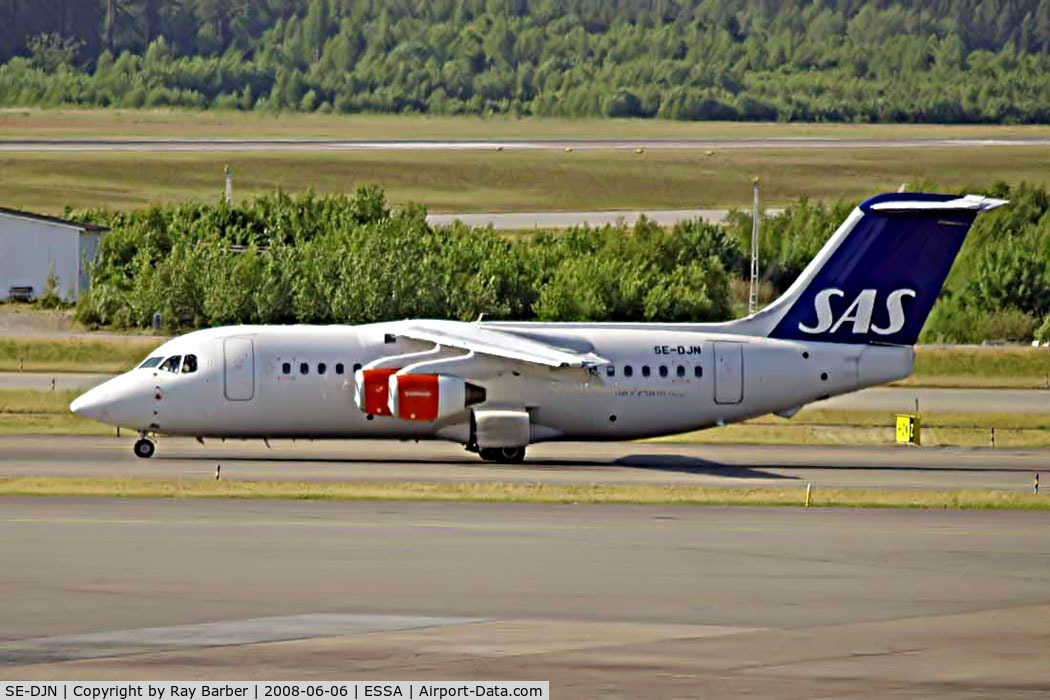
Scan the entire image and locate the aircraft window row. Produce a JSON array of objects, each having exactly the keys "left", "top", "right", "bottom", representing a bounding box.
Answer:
[
  {"left": 606, "top": 364, "right": 702, "bottom": 379},
  {"left": 281, "top": 361, "right": 360, "bottom": 376}
]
